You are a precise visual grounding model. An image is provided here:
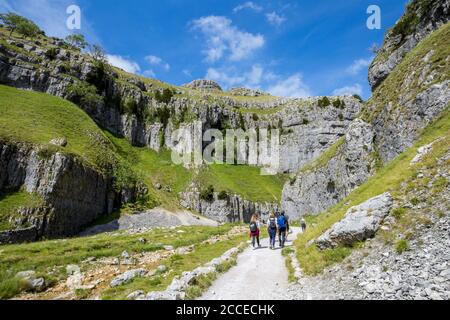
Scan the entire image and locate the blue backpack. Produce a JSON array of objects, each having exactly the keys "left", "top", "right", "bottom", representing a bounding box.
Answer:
[{"left": 277, "top": 215, "right": 286, "bottom": 228}]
